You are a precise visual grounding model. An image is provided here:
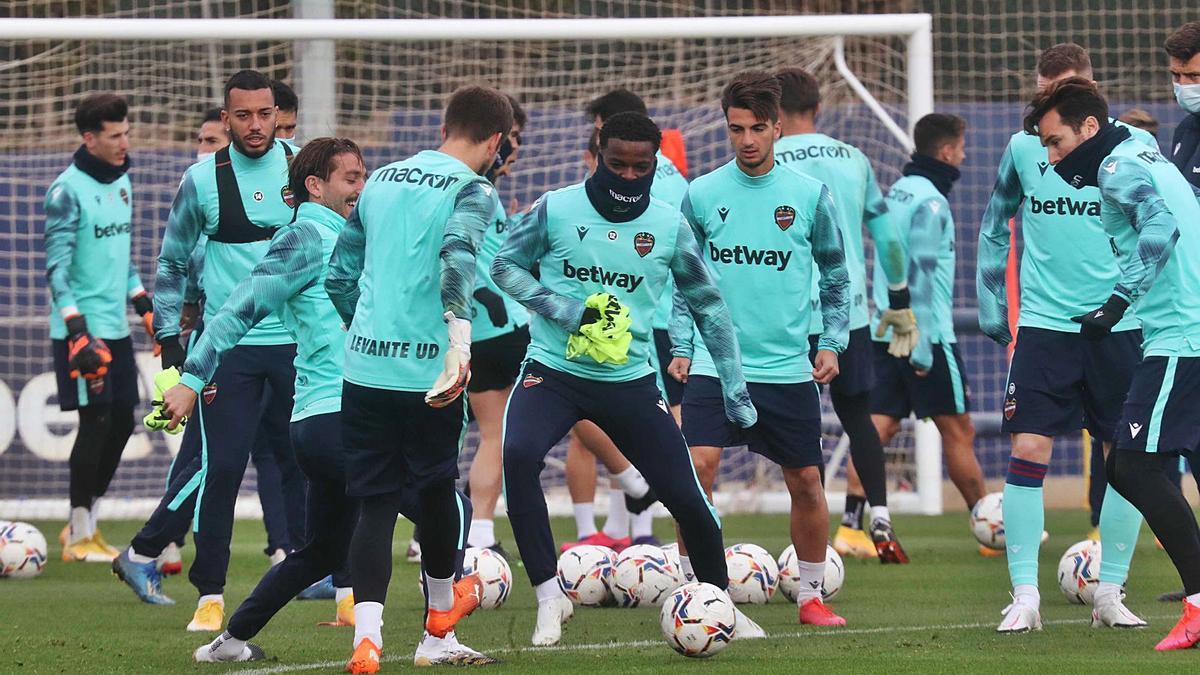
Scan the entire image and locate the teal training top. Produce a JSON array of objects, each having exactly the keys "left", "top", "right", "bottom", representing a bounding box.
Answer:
[
  {"left": 471, "top": 191, "right": 531, "bottom": 342},
  {"left": 870, "top": 174, "right": 957, "bottom": 371},
  {"left": 773, "top": 132, "right": 905, "bottom": 334},
  {"left": 977, "top": 121, "right": 1155, "bottom": 338},
  {"left": 649, "top": 150, "right": 691, "bottom": 330},
  {"left": 326, "top": 149, "right": 493, "bottom": 392},
  {"left": 154, "top": 141, "right": 299, "bottom": 346},
  {"left": 180, "top": 201, "right": 348, "bottom": 421},
  {"left": 1096, "top": 138, "right": 1200, "bottom": 357},
  {"left": 43, "top": 163, "right": 143, "bottom": 340},
  {"left": 670, "top": 159, "right": 850, "bottom": 384}
]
